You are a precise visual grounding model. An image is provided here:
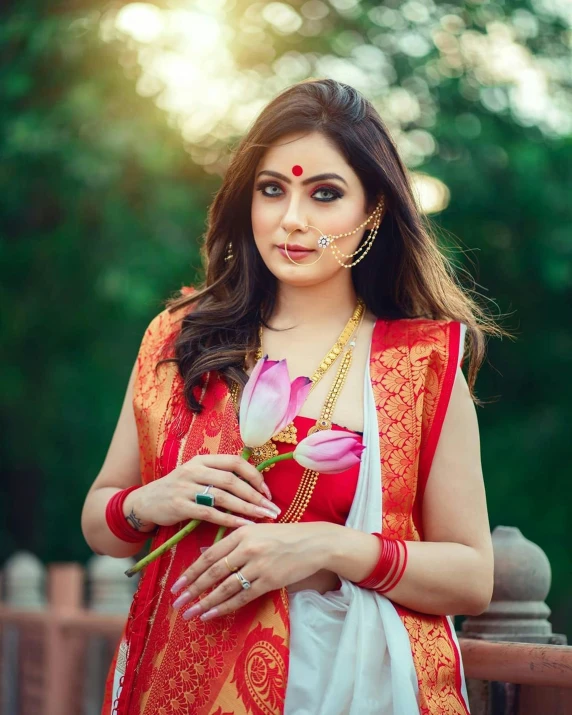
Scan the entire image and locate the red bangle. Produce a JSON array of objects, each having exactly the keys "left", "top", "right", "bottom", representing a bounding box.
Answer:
[
  {"left": 377, "top": 539, "right": 408, "bottom": 594},
  {"left": 105, "top": 486, "right": 155, "bottom": 543},
  {"left": 357, "top": 533, "right": 391, "bottom": 588},
  {"left": 356, "top": 534, "right": 408, "bottom": 594}
]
